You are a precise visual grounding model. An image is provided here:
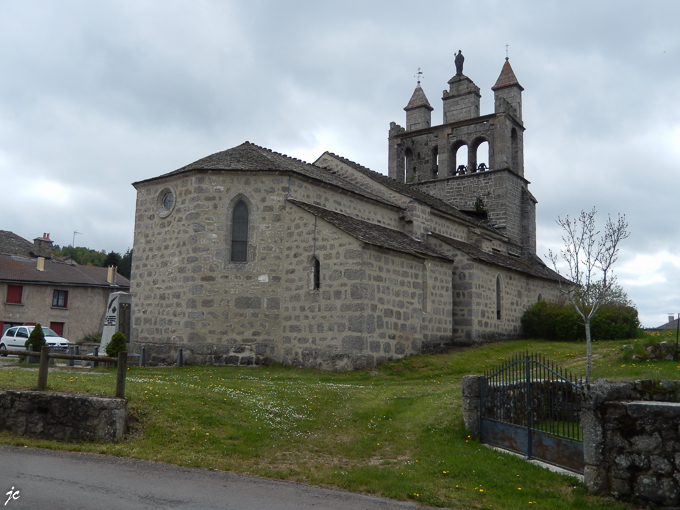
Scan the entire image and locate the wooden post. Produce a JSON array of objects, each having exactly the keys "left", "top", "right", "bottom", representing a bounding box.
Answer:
[
  {"left": 116, "top": 351, "right": 127, "bottom": 398},
  {"left": 37, "top": 345, "right": 50, "bottom": 390}
]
